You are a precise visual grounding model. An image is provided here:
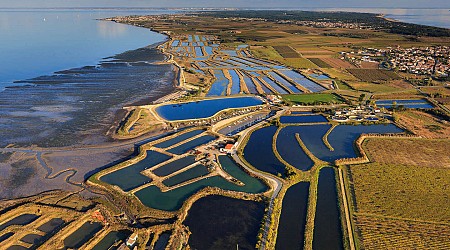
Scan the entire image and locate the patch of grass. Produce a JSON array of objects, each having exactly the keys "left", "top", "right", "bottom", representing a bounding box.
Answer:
[
  {"left": 282, "top": 93, "right": 344, "bottom": 105},
  {"left": 250, "top": 46, "right": 283, "bottom": 61},
  {"left": 335, "top": 80, "right": 352, "bottom": 90},
  {"left": 282, "top": 58, "right": 319, "bottom": 69}
]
